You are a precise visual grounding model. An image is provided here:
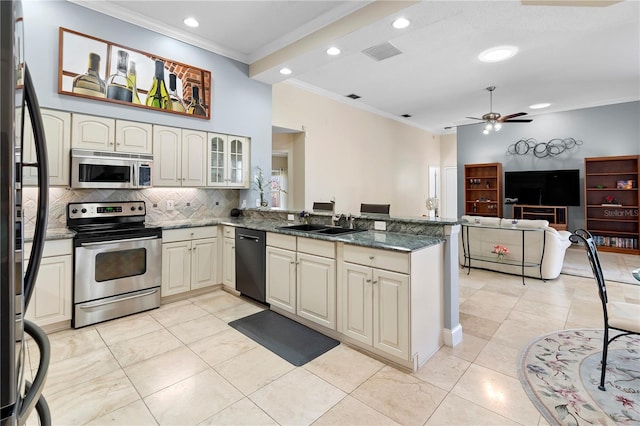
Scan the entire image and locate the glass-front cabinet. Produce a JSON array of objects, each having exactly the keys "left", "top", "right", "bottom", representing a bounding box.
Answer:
[{"left": 207, "top": 132, "right": 250, "bottom": 188}]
